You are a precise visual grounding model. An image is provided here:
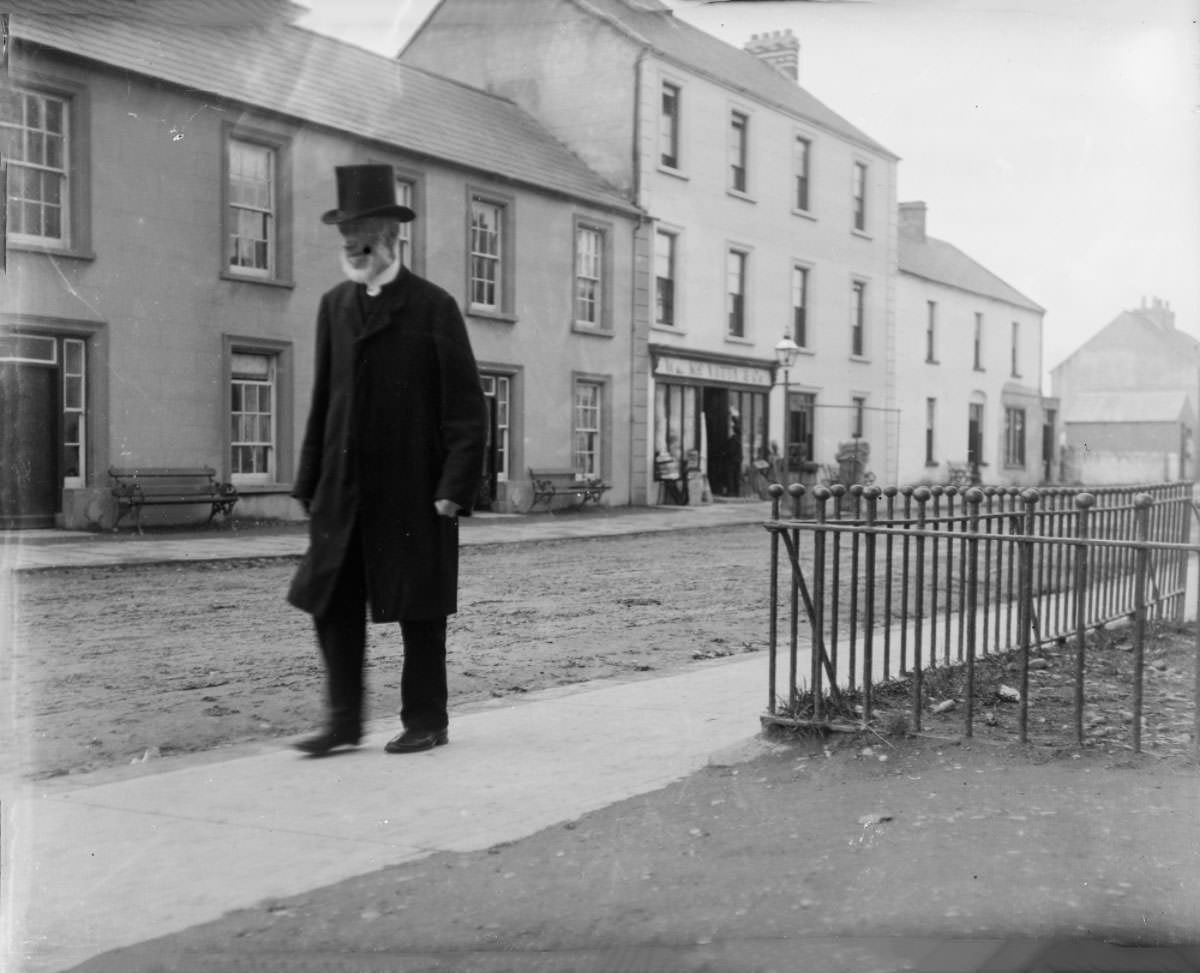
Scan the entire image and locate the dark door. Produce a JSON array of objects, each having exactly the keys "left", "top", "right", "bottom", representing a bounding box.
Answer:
[
  {"left": 0, "top": 362, "right": 59, "bottom": 527},
  {"left": 703, "top": 386, "right": 733, "bottom": 495},
  {"left": 967, "top": 403, "right": 983, "bottom": 469},
  {"left": 1042, "top": 410, "right": 1056, "bottom": 483}
]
